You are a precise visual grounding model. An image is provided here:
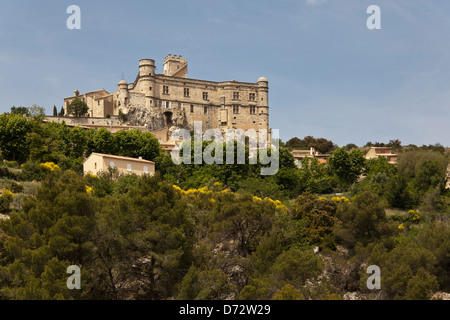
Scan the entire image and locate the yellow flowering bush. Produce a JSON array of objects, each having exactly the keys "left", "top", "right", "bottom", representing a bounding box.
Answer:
[
  {"left": 1, "top": 188, "right": 14, "bottom": 200},
  {"left": 40, "top": 162, "right": 61, "bottom": 172},
  {"left": 331, "top": 196, "right": 350, "bottom": 202},
  {"left": 172, "top": 185, "right": 288, "bottom": 212},
  {"left": 85, "top": 185, "right": 94, "bottom": 195}
]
